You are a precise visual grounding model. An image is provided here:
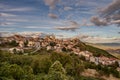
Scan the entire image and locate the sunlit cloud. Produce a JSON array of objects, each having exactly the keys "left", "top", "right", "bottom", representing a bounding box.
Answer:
[
  {"left": 44, "top": 0, "right": 61, "bottom": 10},
  {"left": 48, "top": 13, "right": 58, "bottom": 19},
  {"left": 64, "top": 6, "right": 73, "bottom": 11},
  {"left": 54, "top": 20, "right": 79, "bottom": 31},
  {"left": 91, "top": 0, "right": 120, "bottom": 26}
]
